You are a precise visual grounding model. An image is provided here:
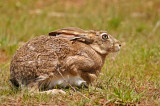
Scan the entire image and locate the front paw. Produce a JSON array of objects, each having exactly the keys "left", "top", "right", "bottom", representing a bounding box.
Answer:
[{"left": 78, "top": 81, "right": 88, "bottom": 88}]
